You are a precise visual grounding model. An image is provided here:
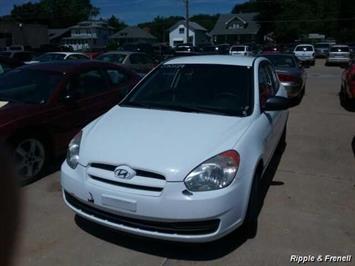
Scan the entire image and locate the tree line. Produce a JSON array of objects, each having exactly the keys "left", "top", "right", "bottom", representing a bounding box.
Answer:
[{"left": 2, "top": 0, "right": 355, "bottom": 43}]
